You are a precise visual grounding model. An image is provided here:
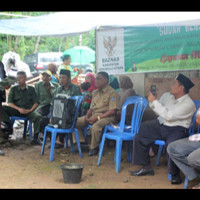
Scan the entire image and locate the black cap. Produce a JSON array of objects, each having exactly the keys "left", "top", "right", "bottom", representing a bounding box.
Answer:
[
  {"left": 176, "top": 73, "right": 194, "bottom": 90},
  {"left": 60, "top": 69, "right": 71, "bottom": 78}
]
